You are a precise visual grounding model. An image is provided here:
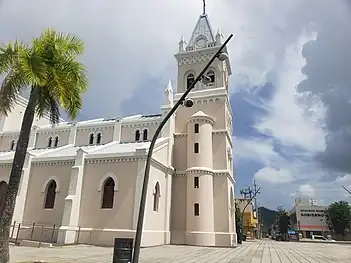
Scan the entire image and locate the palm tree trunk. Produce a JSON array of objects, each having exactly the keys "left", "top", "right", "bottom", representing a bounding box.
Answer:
[{"left": 0, "top": 87, "right": 37, "bottom": 263}]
